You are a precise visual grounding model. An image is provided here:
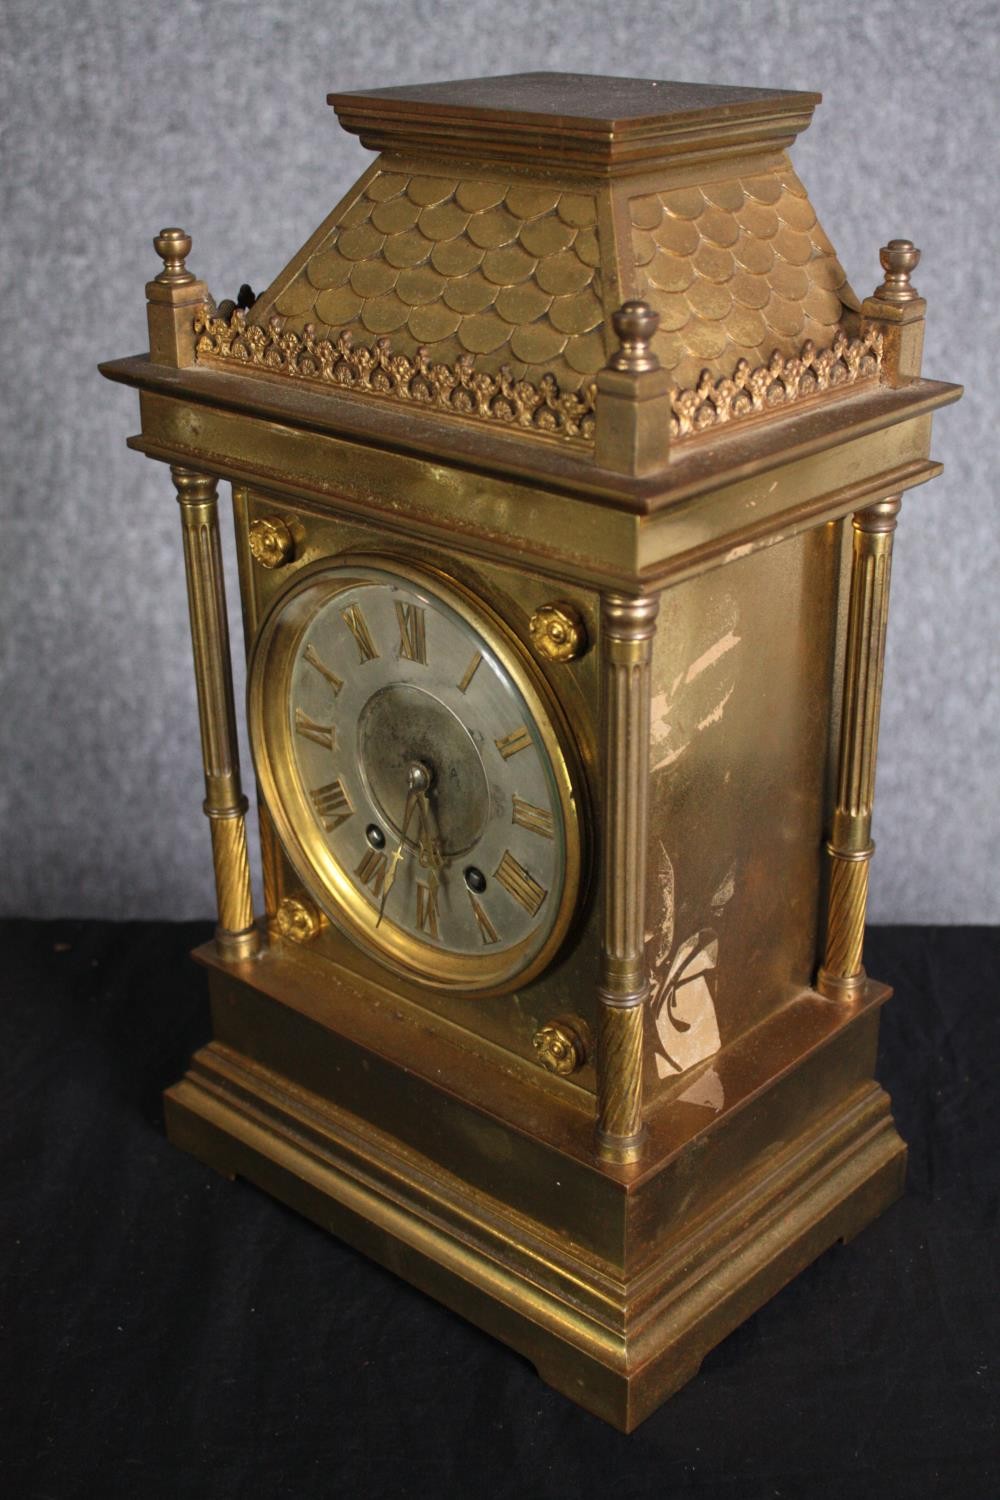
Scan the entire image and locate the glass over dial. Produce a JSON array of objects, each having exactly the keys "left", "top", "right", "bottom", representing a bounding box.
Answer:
[{"left": 248, "top": 559, "right": 582, "bottom": 994}]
